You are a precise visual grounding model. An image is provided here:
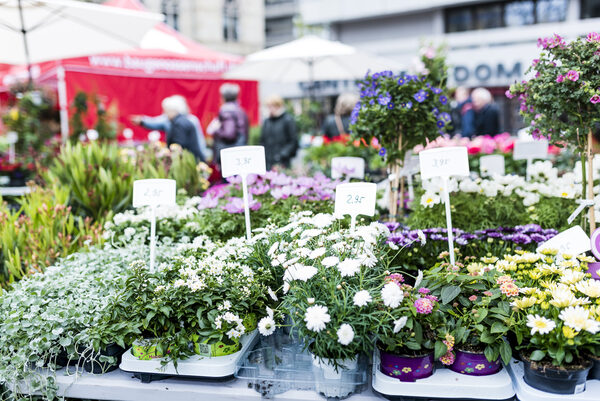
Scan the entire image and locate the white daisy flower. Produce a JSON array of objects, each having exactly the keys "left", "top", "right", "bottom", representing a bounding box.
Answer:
[
  {"left": 336, "top": 324, "right": 355, "bottom": 345},
  {"left": 420, "top": 192, "right": 440, "bottom": 208},
  {"left": 309, "top": 247, "right": 326, "bottom": 260},
  {"left": 381, "top": 282, "right": 404, "bottom": 308},
  {"left": 338, "top": 259, "right": 361, "bottom": 277},
  {"left": 321, "top": 256, "right": 340, "bottom": 267},
  {"left": 559, "top": 306, "right": 600, "bottom": 333},
  {"left": 575, "top": 280, "right": 600, "bottom": 298},
  {"left": 353, "top": 290, "right": 372, "bottom": 307},
  {"left": 393, "top": 316, "right": 408, "bottom": 334},
  {"left": 526, "top": 314, "right": 556, "bottom": 335},
  {"left": 304, "top": 305, "right": 330, "bottom": 332},
  {"left": 258, "top": 316, "right": 276, "bottom": 336}
]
